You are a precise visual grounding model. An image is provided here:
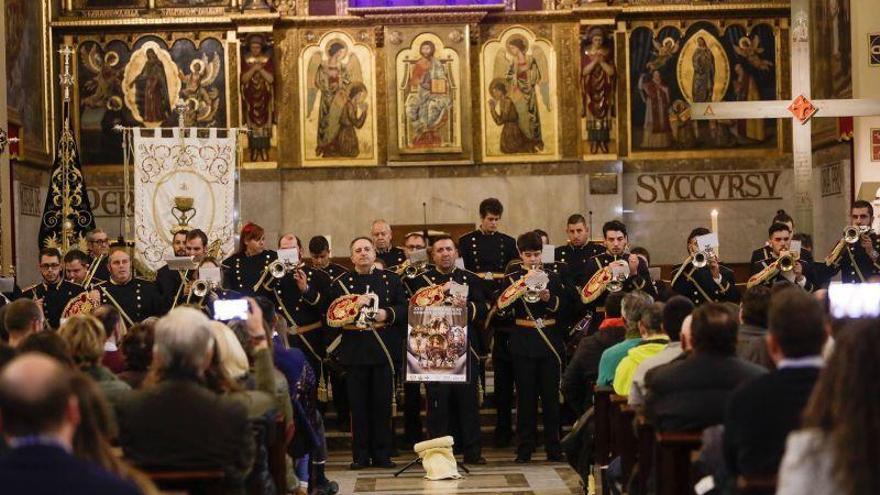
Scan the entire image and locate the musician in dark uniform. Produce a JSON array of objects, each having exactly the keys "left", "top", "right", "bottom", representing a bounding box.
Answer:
[
  {"left": 582, "top": 220, "right": 657, "bottom": 311},
  {"left": 85, "top": 228, "right": 112, "bottom": 283},
  {"left": 155, "top": 229, "right": 190, "bottom": 309},
  {"left": 63, "top": 249, "right": 100, "bottom": 288},
  {"left": 404, "top": 235, "right": 490, "bottom": 464},
  {"left": 223, "top": 222, "right": 277, "bottom": 297},
  {"left": 21, "top": 248, "right": 83, "bottom": 329},
  {"left": 327, "top": 237, "right": 407, "bottom": 470},
  {"left": 371, "top": 220, "right": 407, "bottom": 269},
  {"left": 498, "top": 231, "right": 567, "bottom": 463},
  {"left": 823, "top": 200, "right": 880, "bottom": 283},
  {"left": 555, "top": 214, "right": 605, "bottom": 288},
  {"left": 458, "top": 197, "right": 518, "bottom": 446},
  {"left": 95, "top": 247, "right": 165, "bottom": 326},
  {"left": 748, "top": 223, "right": 818, "bottom": 291},
  {"left": 264, "top": 233, "right": 333, "bottom": 399},
  {"left": 308, "top": 235, "right": 348, "bottom": 282},
  {"left": 671, "top": 228, "right": 740, "bottom": 305}
]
